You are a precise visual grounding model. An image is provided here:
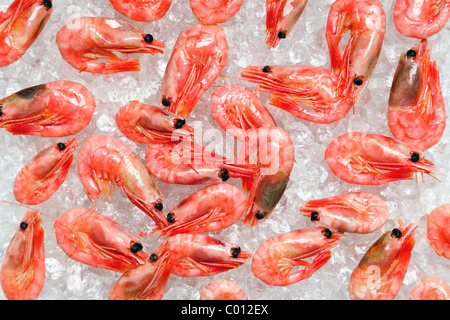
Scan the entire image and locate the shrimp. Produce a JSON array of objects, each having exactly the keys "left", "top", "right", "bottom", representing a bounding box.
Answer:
[
  {"left": 159, "top": 24, "right": 228, "bottom": 118},
  {"left": 265, "top": 0, "right": 308, "bottom": 48},
  {"left": 388, "top": 39, "right": 446, "bottom": 152},
  {"left": 0, "top": 0, "right": 53, "bottom": 68},
  {"left": 13, "top": 138, "right": 78, "bottom": 205},
  {"left": 190, "top": 0, "right": 244, "bottom": 25},
  {"left": 326, "top": 0, "right": 386, "bottom": 103},
  {"left": 426, "top": 204, "right": 450, "bottom": 259},
  {"left": 54, "top": 208, "right": 148, "bottom": 273},
  {"left": 348, "top": 221, "right": 418, "bottom": 300},
  {"left": 0, "top": 210, "right": 44, "bottom": 300},
  {"left": 299, "top": 192, "right": 389, "bottom": 234},
  {"left": 115, "top": 101, "right": 194, "bottom": 144},
  {"left": 251, "top": 227, "right": 344, "bottom": 286},
  {"left": 162, "top": 233, "right": 251, "bottom": 277},
  {"left": 0, "top": 81, "right": 96, "bottom": 137},
  {"left": 150, "top": 183, "right": 248, "bottom": 237},
  {"left": 409, "top": 277, "right": 450, "bottom": 300},
  {"left": 199, "top": 279, "right": 248, "bottom": 300},
  {"left": 240, "top": 65, "right": 354, "bottom": 124},
  {"left": 210, "top": 85, "right": 277, "bottom": 142},
  {"left": 324, "top": 132, "right": 436, "bottom": 185},
  {"left": 77, "top": 135, "right": 166, "bottom": 229},
  {"left": 109, "top": 0, "right": 172, "bottom": 22},
  {"left": 56, "top": 17, "right": 165, "bottom": 75},
  {"left": 394, "top": 0, "right": 450, "bottom": 39}
]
